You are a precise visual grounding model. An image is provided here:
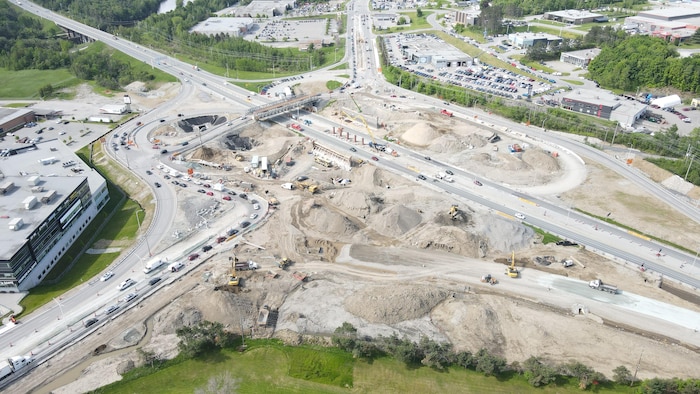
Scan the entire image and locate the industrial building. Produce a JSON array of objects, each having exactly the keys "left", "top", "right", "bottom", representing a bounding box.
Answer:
[
  {"left": 624, "top": 7, "right": 700, "bottom": 42},
  {"left": 506, "top": 32, "right": 562, "bottom": 49},
  {"left": 0, "top": 140, "right": 108, "bottom": 292},
  {"left": 0, "top": 107, "right": 36, "bottom": 136},
  {"left": 454, "top": 10, "right": 480, "bottom": 26},
  {"left": 560, "top": 48, "right": 601, "bottom": 69},
  {"left": 560, "top": 90, "right": 647, "bottom": 126},
  {"left": 543, "top": 10, "right": 606, "bottom": 25},
  {"left": 399, "top": 34, "right": 472, "bottom": 68}
]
